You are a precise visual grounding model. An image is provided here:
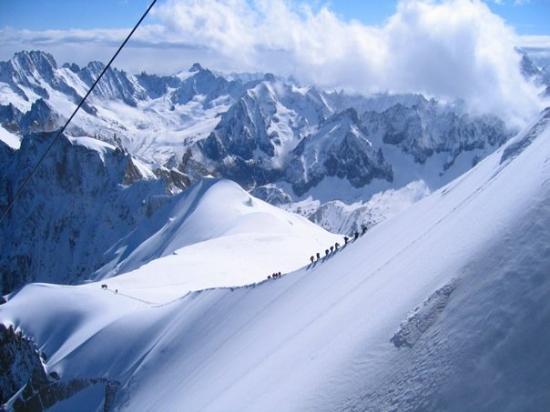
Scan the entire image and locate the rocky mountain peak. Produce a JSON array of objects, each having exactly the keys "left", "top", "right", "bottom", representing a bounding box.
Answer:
[
  {"left": 189, "top": 62, "right": 205, "bottom": 72},
  {"left": 11, "top": 50, "right": 58, "bottom": 75}
]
